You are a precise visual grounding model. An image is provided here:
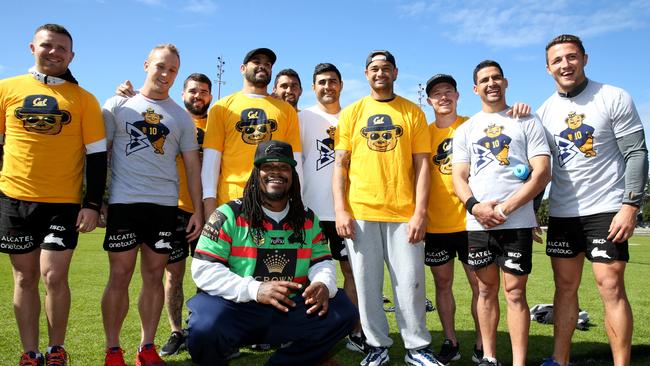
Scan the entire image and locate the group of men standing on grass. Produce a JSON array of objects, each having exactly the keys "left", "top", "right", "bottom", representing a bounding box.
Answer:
[{"left": 0, "top": 22, "right": 646, "bottom": 366}]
